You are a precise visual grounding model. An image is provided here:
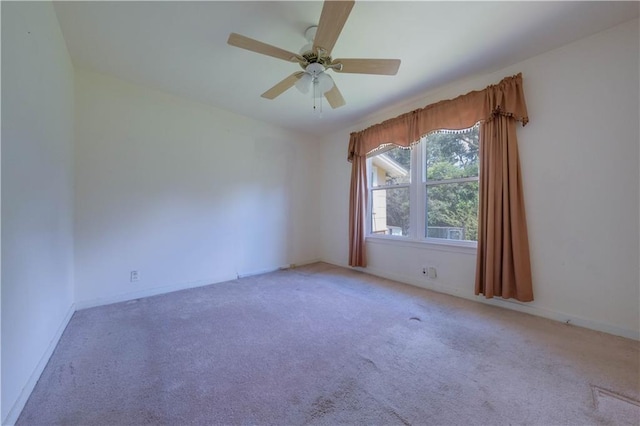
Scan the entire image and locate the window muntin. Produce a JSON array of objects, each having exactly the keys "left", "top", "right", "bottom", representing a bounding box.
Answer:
[{"left": 367, "top": 125, "right": 479, "bottom": 245}]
